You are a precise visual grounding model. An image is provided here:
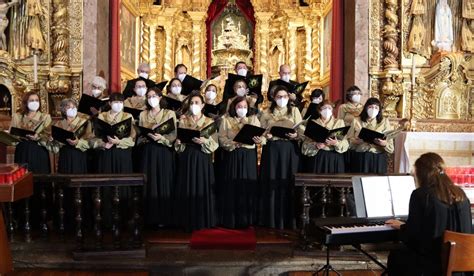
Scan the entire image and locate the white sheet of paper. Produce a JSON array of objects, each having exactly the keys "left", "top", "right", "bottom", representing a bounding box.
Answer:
[
  {"left": 389, "top": 175, "right": 416, "bottom": 217},
  {"left": 361, "top": 176, "right": 393, "bottom": 218}
]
